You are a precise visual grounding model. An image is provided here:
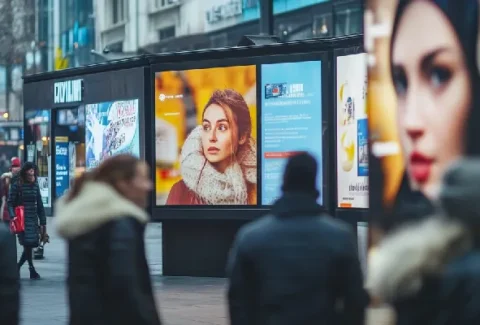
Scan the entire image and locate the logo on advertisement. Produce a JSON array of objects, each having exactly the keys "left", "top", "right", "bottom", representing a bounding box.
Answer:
[
  {"left": 158, "top": 93, "right": 184, "bottom": 102},
  {"left": 264, "top": 83, "right": 305, "bottom": 99},
  {"left": 54, "top": 79, "right": 83, "bottom": 104}
]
